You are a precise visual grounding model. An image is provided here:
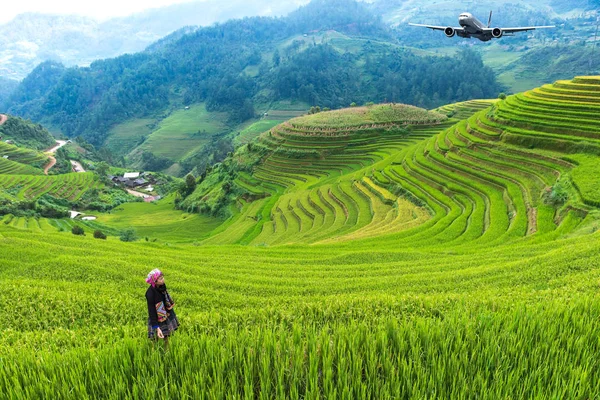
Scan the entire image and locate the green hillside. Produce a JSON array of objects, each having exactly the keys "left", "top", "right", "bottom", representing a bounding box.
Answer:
[
  {"left": 0, "top": 115, "right": 56, "bottom": 150},
  {"left": 0, "top": 140, "right": 49, "bottom": 173},
  {"left": 0, "top": 172, "right": 101, "bottom": 202},
  {"left": 4, "top": 0, "right": 504, "bottom": 178},
  {"left": 3, "top": 76, "right": 600, "bottom": 397}
]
